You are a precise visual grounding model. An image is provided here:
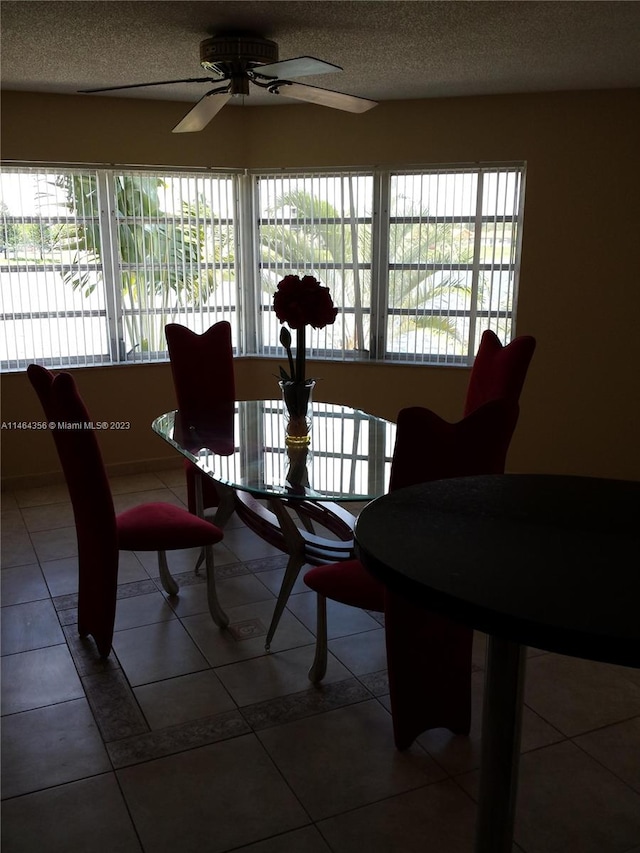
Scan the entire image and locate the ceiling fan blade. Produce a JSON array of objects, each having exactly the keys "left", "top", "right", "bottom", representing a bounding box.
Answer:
[
  {"left": 274, "top": 82, "right": 377, "bottom": 113},
  {"left": 172, "top": 91, "right": 232, "bottom": 133},
  {"left": 79, "top": 76, "right": 223, "bottom": 94},
  {"left": 254, "top": 56, "right": 342, "bottom": 80}
]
